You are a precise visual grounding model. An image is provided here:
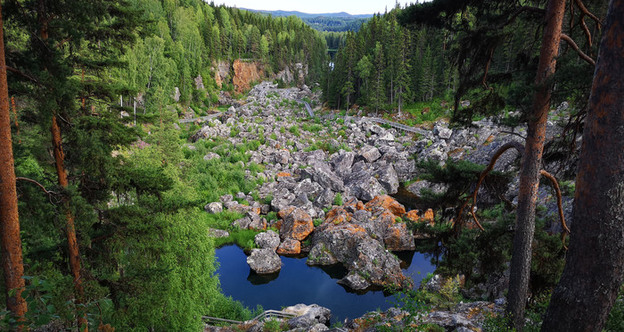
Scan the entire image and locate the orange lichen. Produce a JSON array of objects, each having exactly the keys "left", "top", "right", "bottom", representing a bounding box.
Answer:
[
  {"left": 365, "top": 195, "right": 406, "bottom": 217},
  {"left": 405, "top": 210, "right": 420, "bottom": 222}
]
